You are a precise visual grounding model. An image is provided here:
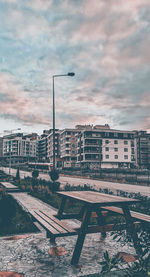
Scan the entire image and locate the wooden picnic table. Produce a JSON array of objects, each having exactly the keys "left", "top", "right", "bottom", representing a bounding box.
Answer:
[
  {"left": 0, "top": 182, "right": 20, "bottom": 192},
  {"left": 56, "top": 190, "right": 142, "bottom": 265}
]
